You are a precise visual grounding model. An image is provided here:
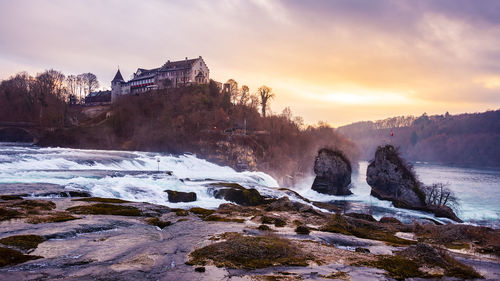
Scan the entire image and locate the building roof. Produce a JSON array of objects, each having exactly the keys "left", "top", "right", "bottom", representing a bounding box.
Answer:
[
  {"left": 126, "top": 57, "right": 203, "bottom": 83},
  {"left": 160, "top": 58, "right": 198, "bottom": 71},
  {"left": 112, "top": 69, "right": 124, "bottom": 82}
]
